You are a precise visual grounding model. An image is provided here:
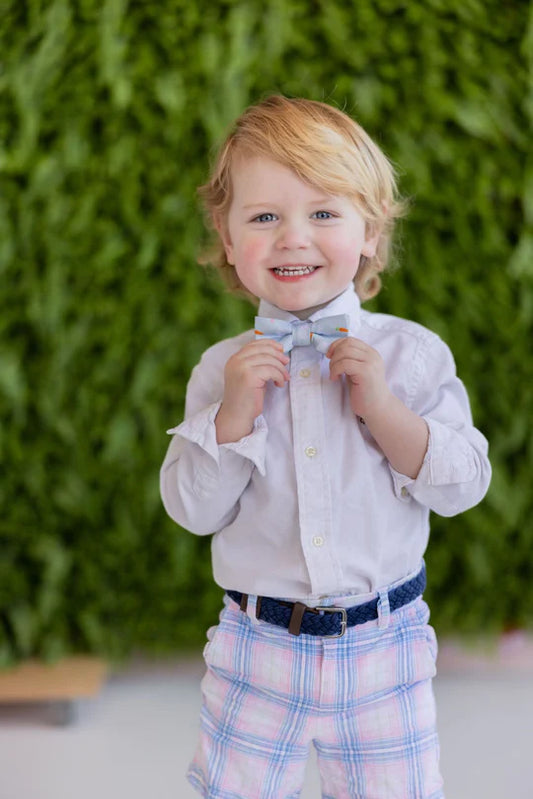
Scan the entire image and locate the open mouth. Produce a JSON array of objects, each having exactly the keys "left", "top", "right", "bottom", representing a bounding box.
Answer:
[{"left": 272, "top": 265, "right": 318, "bottom": 276}]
